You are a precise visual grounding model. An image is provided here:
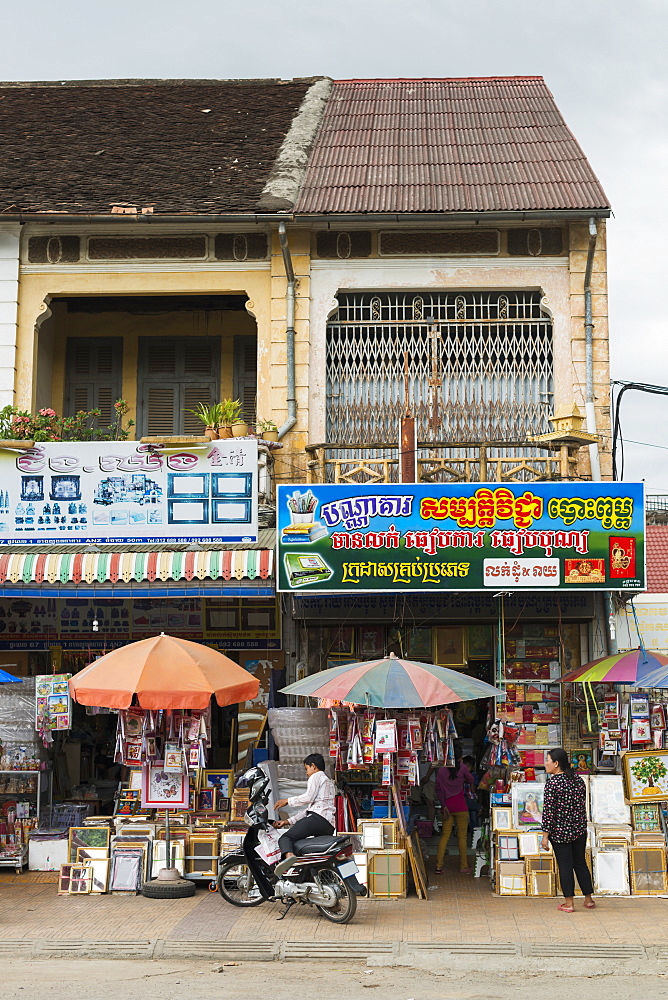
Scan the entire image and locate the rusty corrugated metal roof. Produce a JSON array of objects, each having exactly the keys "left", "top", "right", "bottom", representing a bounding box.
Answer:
[{"left": 295, "top": 77, "right": 610, "bottom": 214}]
